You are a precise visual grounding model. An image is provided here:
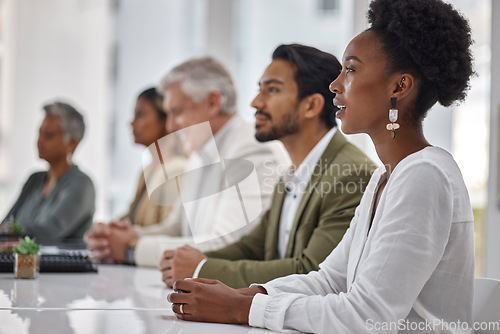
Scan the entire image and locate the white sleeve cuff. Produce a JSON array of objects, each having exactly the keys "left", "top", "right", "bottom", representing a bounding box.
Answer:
[
  {"left": 250, "top": 283, "right": 275, "bottom": 296},
  {"left": 134, "top": 237, "right": 163, "bottom": 267},
  {"left": 192, "top": 258, "right": 208, "bottom": 278},
  {"left": 248, "top": 293, "right": 269, "bottom": 328}
]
